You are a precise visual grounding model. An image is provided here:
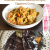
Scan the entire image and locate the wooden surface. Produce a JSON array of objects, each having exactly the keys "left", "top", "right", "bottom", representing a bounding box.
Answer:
[{"left": 0, "top": 4, "right": 44, "bottom": 30}]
